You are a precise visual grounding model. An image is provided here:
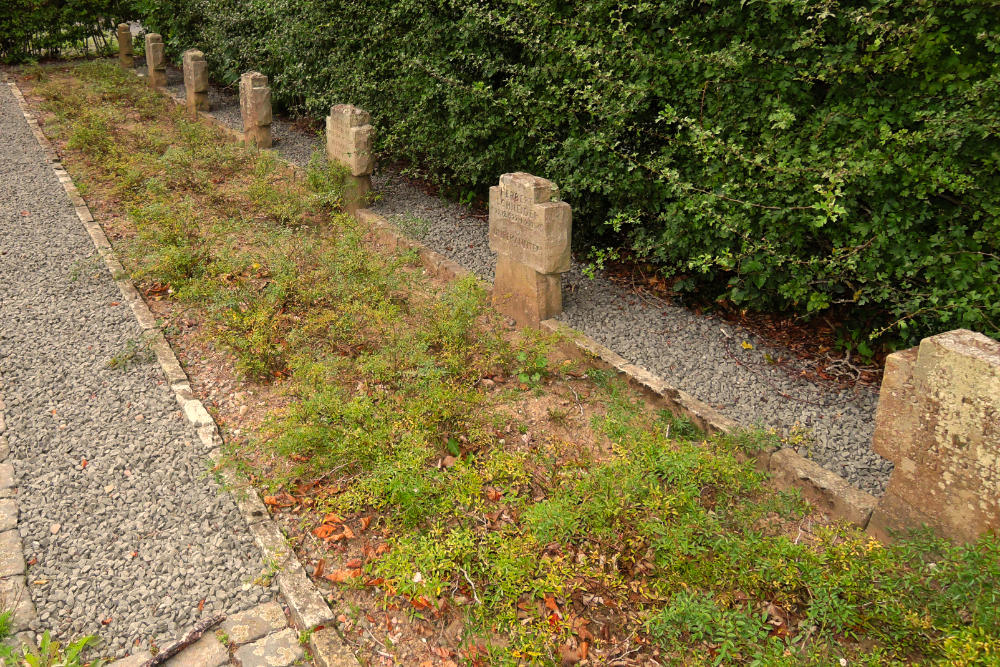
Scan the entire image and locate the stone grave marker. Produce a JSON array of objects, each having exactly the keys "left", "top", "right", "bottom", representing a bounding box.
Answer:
[
  {"left": 117, "top": 24, "right": 133, "bottom": 69},
  {"left": 182, "top": 49, "right": 209, "bottom": 118},
  {"left": 326, "top": 104, "right": 374, "bottom": 212},
  {"left": 868, "top": 329, "right": 1000, "bottom": 543},
  {"left": 239, "top": 71, "right": 272, "bottom": 148},
  {"left": 488, "top": 172, "right": 571, "bottom": 325},
  {"left": 144, "top": 33, "right": 166, "bottom": 89}
]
